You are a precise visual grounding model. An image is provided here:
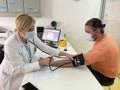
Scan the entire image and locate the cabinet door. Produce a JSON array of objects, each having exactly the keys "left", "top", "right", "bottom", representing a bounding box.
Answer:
[
  {"left": 7, "top": 0, "right": 24, "bottom": 12},
  {"left": 0, "top": 0, "right": 7, "bottom": 12},
  {"left": 24, "top": 0, "right": 40, "bottom": 13}
]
